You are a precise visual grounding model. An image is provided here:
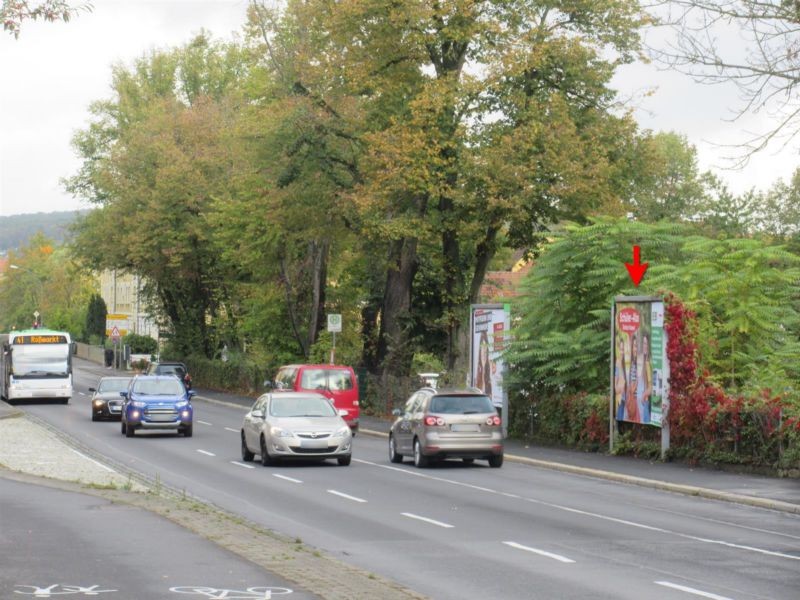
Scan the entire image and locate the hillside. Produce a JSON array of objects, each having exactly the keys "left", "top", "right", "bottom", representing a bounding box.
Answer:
[{"left": 0, "top": 210, "right": 88, "bottom": 253}]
